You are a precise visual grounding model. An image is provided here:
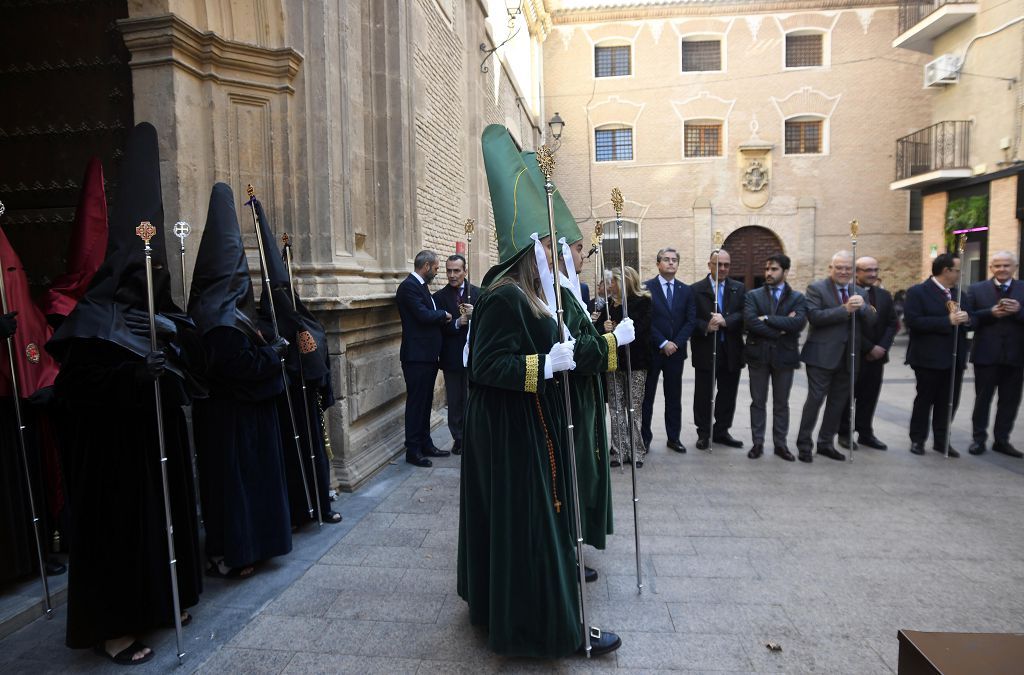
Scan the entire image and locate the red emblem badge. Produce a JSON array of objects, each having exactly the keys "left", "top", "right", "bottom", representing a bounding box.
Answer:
[{"left": 25, "top": 342, "right": 40, "bottom": 364}]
